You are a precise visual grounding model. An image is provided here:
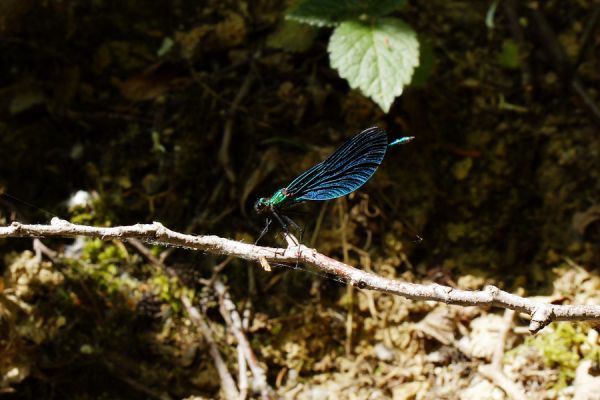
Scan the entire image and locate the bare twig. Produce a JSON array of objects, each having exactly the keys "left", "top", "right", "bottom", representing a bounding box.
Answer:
[
  {"left": 214, "top": 279, "right": 273, "bottom": 400},
  {"left": 479, "top": 309, "right": 526, "bottom": 400},
  {"left": 492, "top": 309, "right": 515, "bottom": 368},
  {"left": 204, "top": 256, "right": 235, "bottom": 286},
  {"left": 2, "top": 218, "right": 600, "bottom": 333},
  {"left": 529, "top": 7, "right": 570, "bottom": 74},
  {"left": 529, "top": 6, "right": 600, "bottom": 126},
  {"left": 337, "top": 201, "right": 354, "bottom": 355},
  {"left": 237, "top": 344, "right": 248, "bottom": 400},
  {"left": 181, "top": 295, "right": 240, "bottom": 400},
  {"left": 575, "top": 5, "right": 600, "bottom": 68},
  {"left": 129, "top": 238, "right": 242, "bottom": 398},
  {"left": 32, "top": 238, "right": 58, "bottom": 262},
  {"left": 128, "top": 238, "right": 162, "bottom": 266},
  {"left": 570, "top": 78, "right": 600, "bottom": 125},
  {"left": 479, "top": 365, "right": 527, "bottom": 400}
]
